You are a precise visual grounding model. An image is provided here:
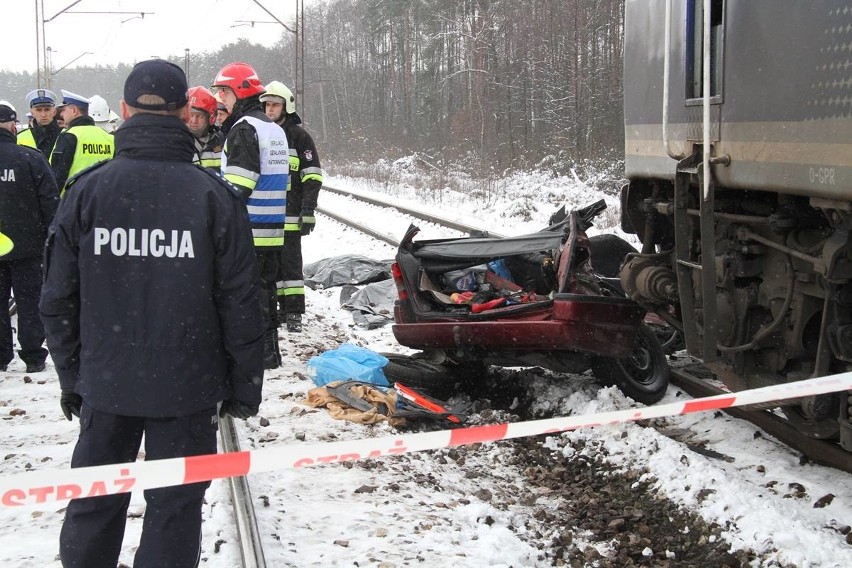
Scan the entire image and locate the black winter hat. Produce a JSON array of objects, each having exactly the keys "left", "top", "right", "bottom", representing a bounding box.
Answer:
[
  {"left": 124, "top": 59, "right": 189, "bottom": 111},
  {"left": 0, "top": 105, "right": 16, "bottom": 123}
]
